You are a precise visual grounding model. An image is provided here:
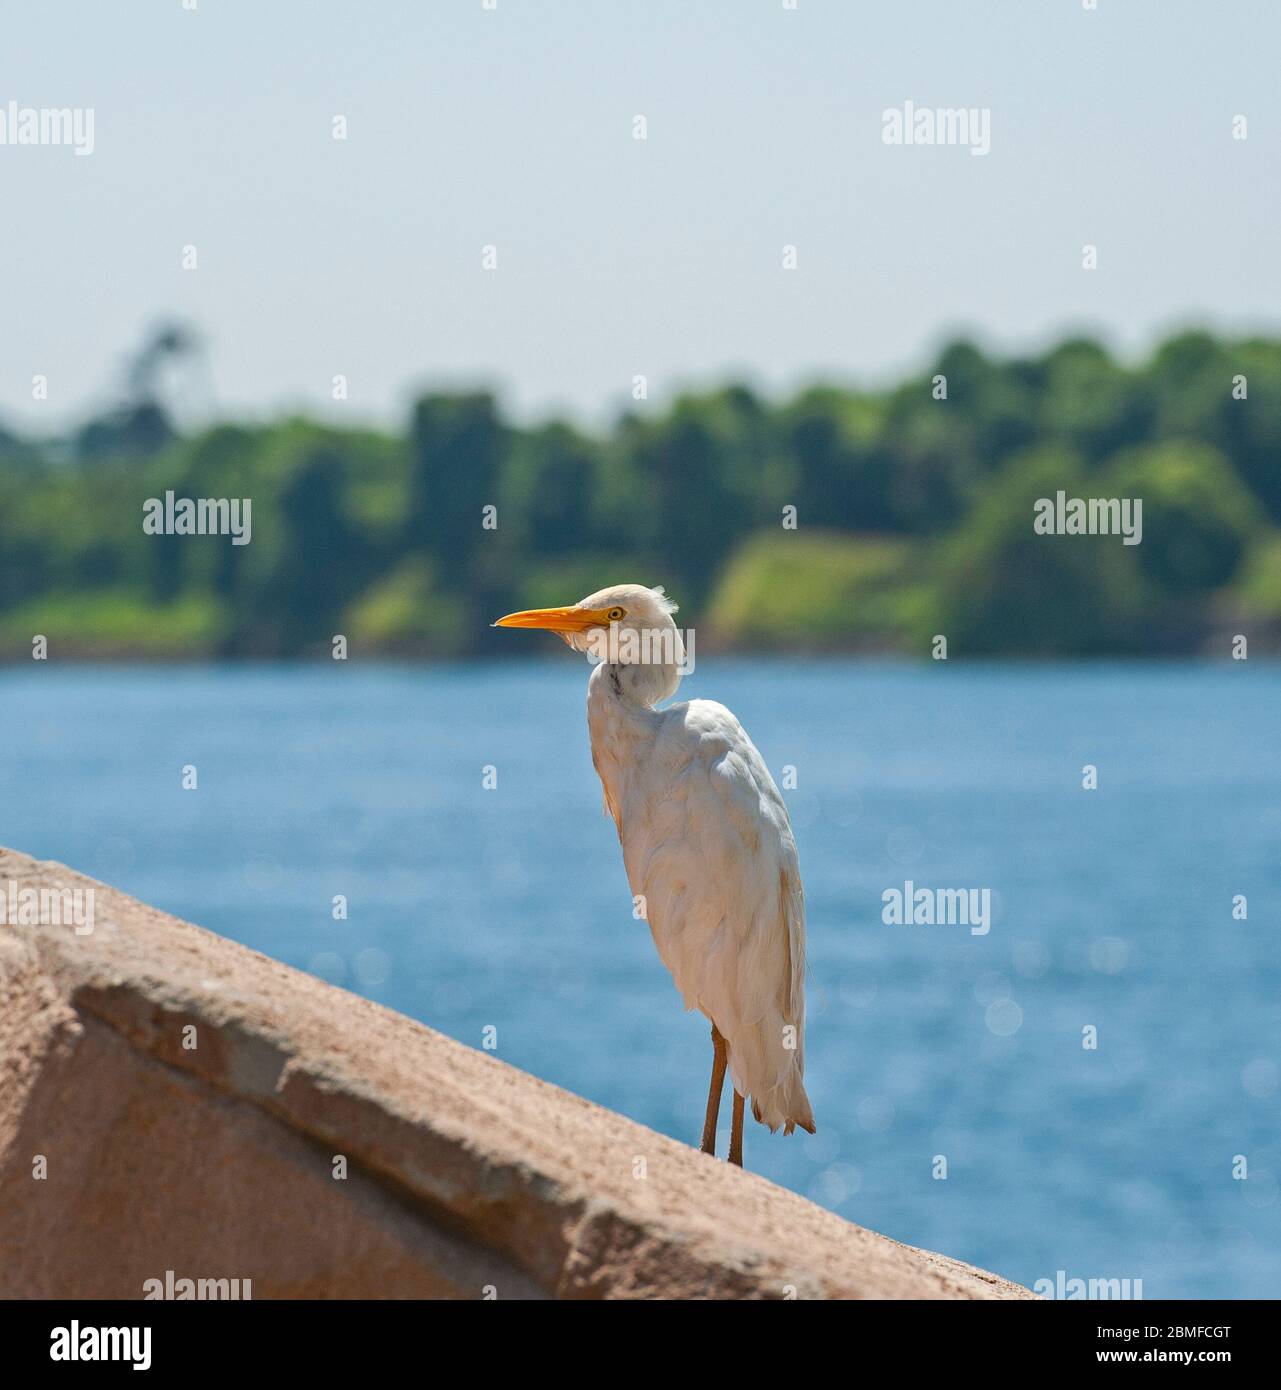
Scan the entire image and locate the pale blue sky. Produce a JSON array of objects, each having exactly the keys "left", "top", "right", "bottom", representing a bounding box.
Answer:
[{"left": 2, "top": 0, "right": 1278, "bottom": 433}]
